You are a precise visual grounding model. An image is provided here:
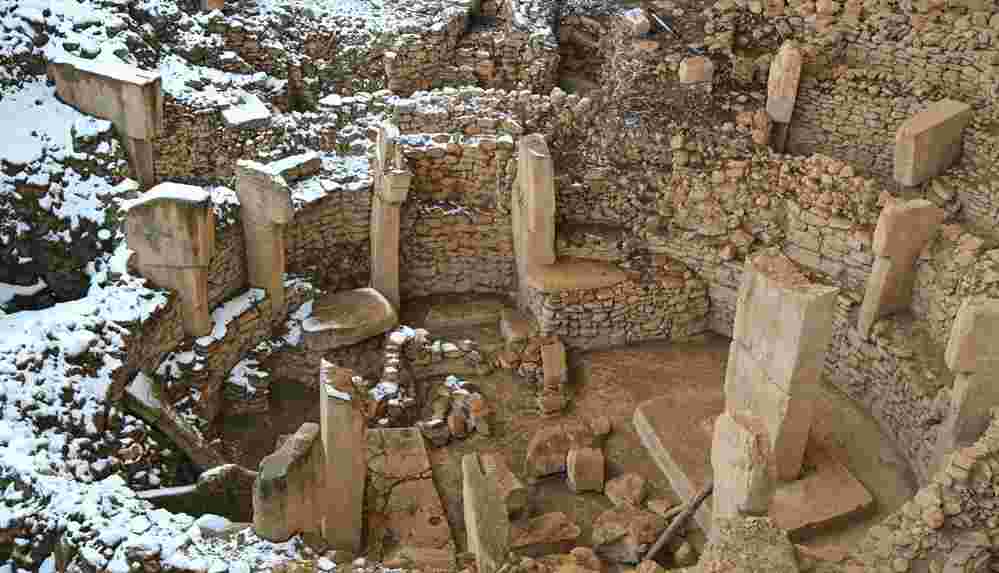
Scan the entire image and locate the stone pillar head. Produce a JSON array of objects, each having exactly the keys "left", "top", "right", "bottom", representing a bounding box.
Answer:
[
  {"left": 125, "top": 182, "right": 215, "bottom": 336},
  {"left": 945, "top": 296, "right": 999, "bottom": 374},
  {"left": 376, "top": 121, "right": 402, "bottom": 172},
  {"left": 235, "top": 160, "right": 294, "bottom": 226}
]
